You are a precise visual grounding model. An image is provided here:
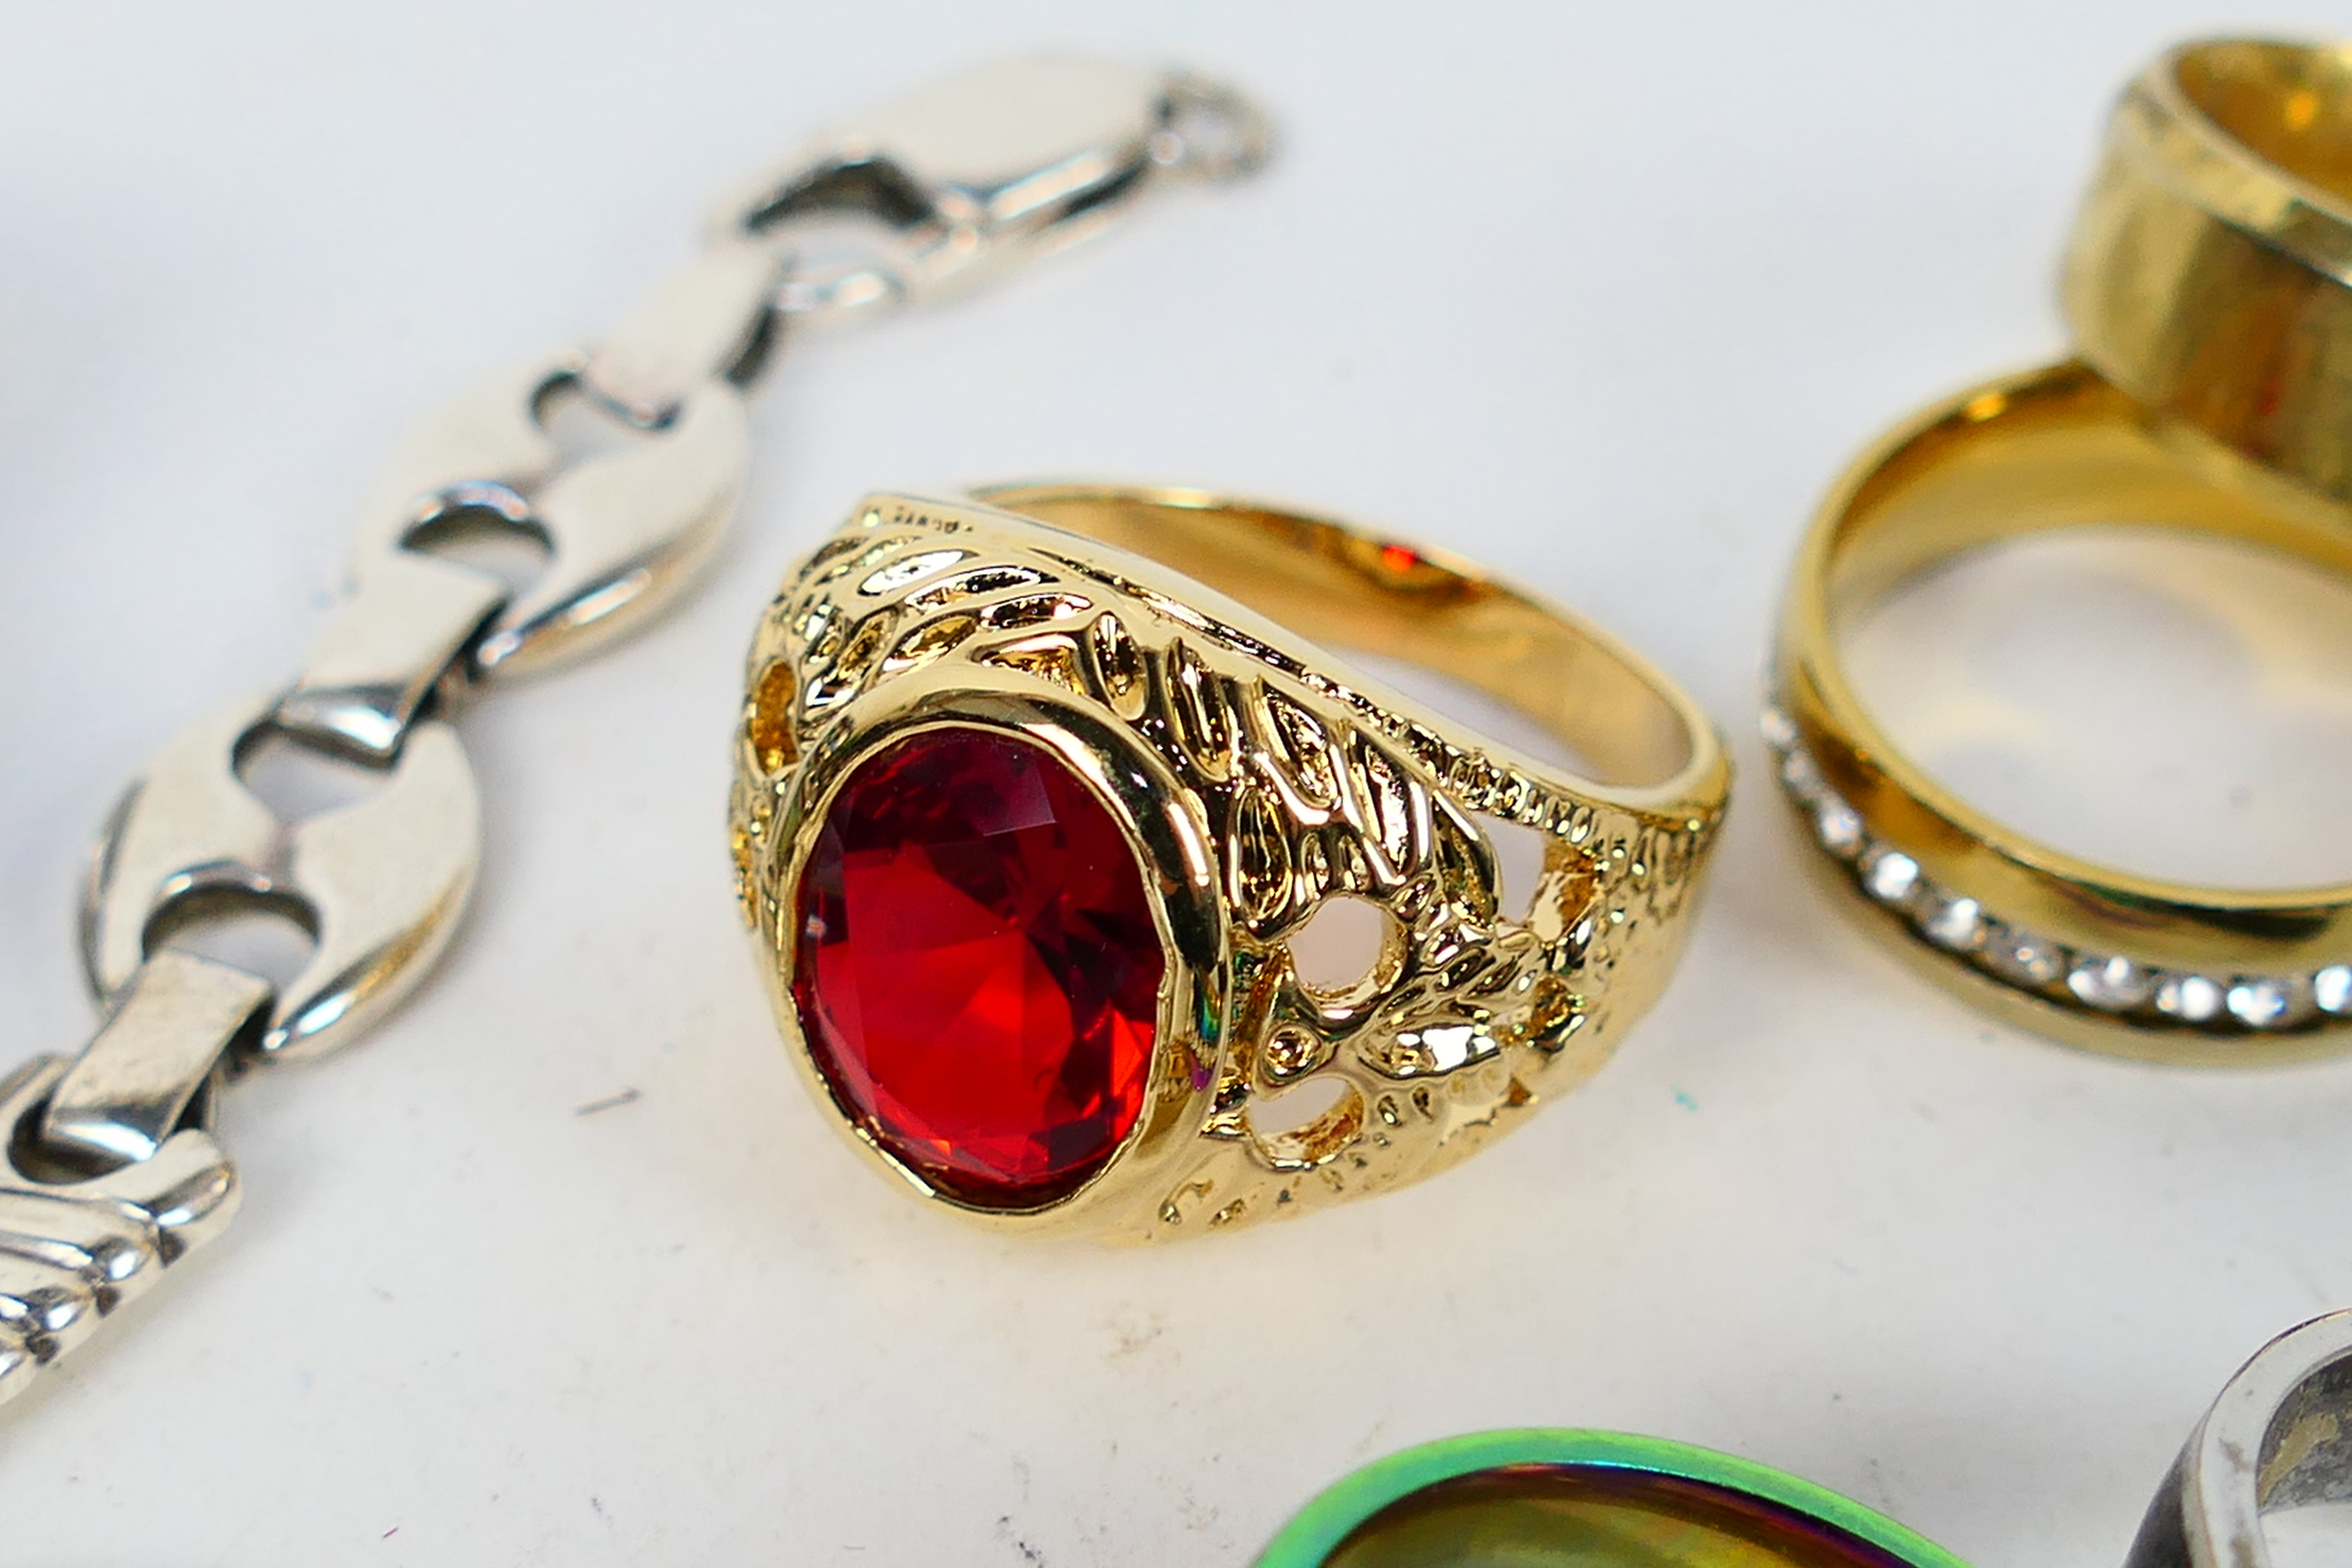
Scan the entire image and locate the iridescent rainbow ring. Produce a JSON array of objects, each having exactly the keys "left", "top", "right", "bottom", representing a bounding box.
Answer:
[{"left": 1255, "top": 1429, "right": 1968, "bottom": 1568}]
